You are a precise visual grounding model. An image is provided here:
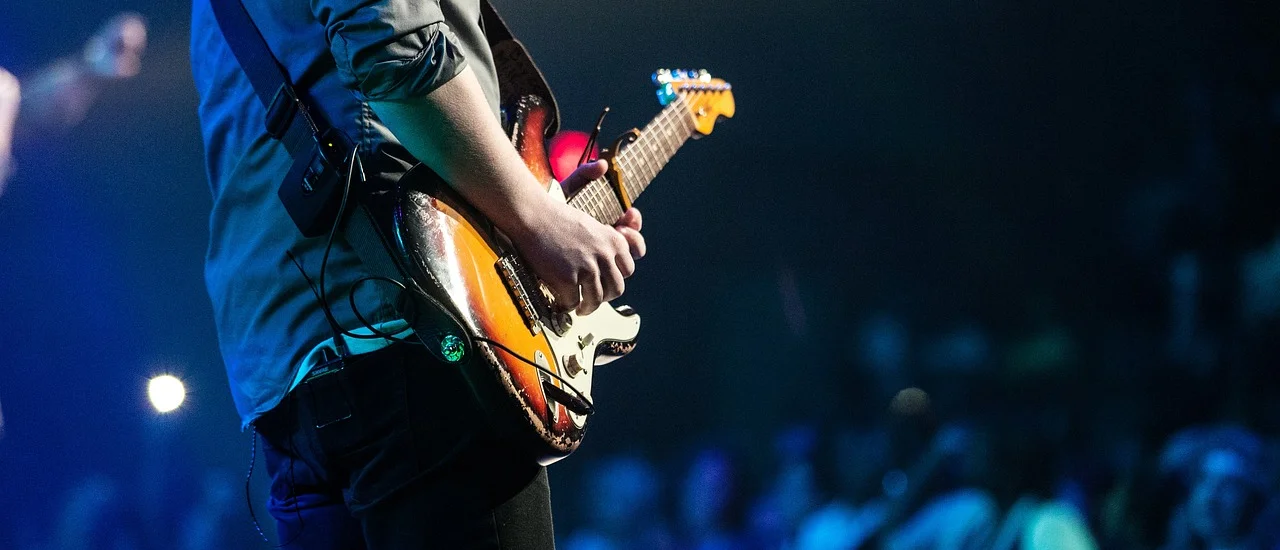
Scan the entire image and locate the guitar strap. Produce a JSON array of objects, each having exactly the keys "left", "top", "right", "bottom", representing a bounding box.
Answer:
[{"left": 209, "top": 0, "right": 555, "bottom": 362}]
